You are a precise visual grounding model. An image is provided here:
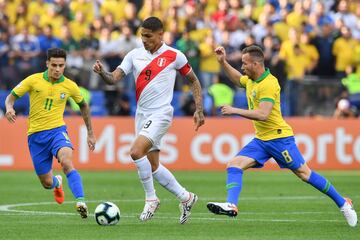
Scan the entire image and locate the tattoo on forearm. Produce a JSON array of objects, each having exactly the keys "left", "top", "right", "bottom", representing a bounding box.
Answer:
[
  {"left": 80, "top": 105, "right": 93, "bottom": 134},
  {"left": 100, "top": 71, "right": 115, "bottom": 85},
  {"left": 189, "top": 77, "right": 204, "bottom": 112}
]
